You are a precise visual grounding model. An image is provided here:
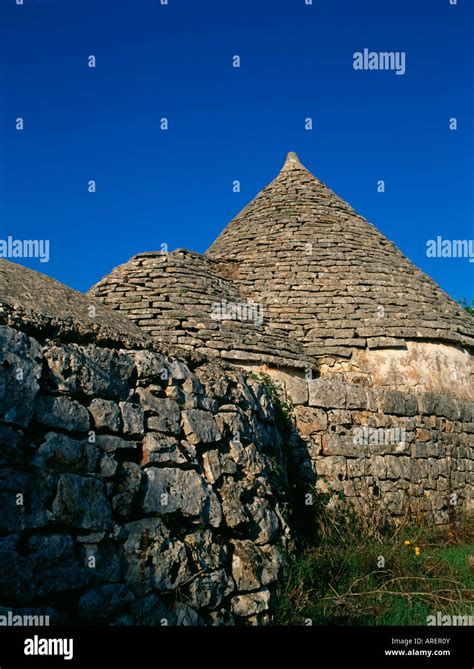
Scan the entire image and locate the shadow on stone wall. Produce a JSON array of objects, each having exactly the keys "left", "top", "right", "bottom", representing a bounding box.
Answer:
[{"left": 0, "top": 324, "right": 305, "bottom": 626}]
